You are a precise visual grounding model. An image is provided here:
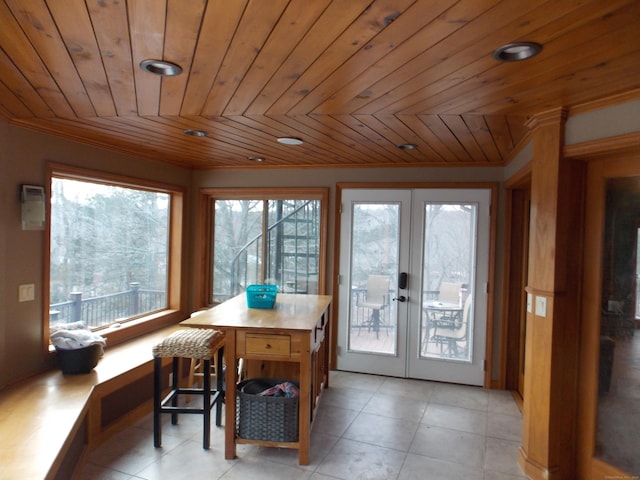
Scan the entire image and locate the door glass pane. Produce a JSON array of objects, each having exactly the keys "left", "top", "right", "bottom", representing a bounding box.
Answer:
[
  {"left": 596, "top": 176, "right": 640, "bottom": 473},
  {"left": 348, "top": 202, "right": 399, "bottom": 355},
  {"left": 421, "top": 203, "right": 477, "bottom": 362}
]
